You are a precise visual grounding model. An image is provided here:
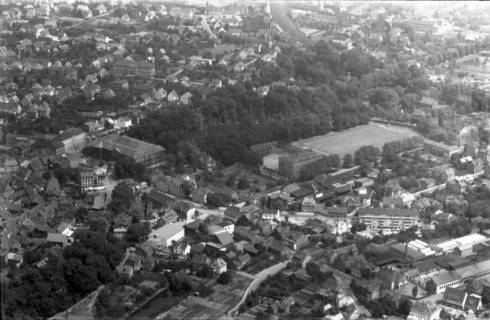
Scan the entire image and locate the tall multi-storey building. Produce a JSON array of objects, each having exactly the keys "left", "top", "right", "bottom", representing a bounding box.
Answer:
[
  {"left": 357, "top": 208, "right": 420, "bottom": 234},
  {"left": 101, "top": 135, "right": 165, "bottom": 169},
  {"left": 278, "top": 150, "right": 322, "bottom": 178}
]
